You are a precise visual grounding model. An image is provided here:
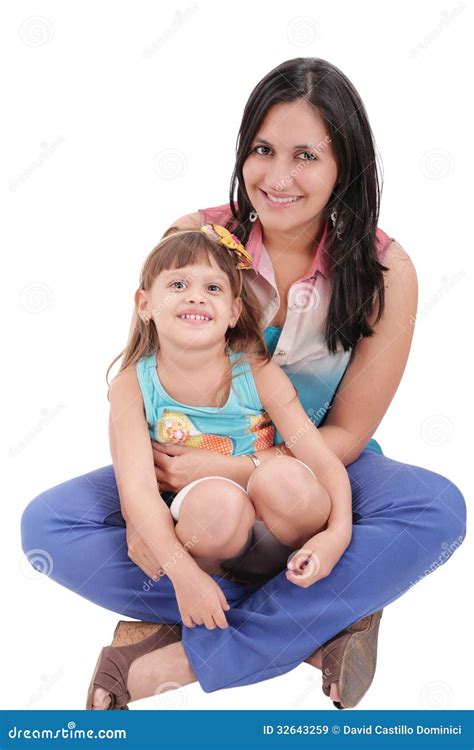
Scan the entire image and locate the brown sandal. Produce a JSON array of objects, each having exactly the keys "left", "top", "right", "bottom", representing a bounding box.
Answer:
[
  {"left": 306, "top": 610, "right": 383, "bottom": 709},
  {"left": 86, "top": 623, "right": 182, "bottom": 710}
]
